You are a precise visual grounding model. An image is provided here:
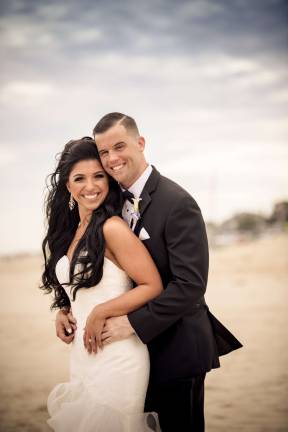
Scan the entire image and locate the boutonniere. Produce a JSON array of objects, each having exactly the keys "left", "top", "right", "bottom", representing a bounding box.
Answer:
[{"left": 131, "top": 197, "right": 142, "bottom": 219}]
